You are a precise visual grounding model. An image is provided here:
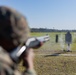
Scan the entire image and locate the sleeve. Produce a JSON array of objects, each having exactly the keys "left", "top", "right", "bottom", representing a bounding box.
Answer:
[{"left": 0, "top": 62, "right": 14, "bottom": 75}]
